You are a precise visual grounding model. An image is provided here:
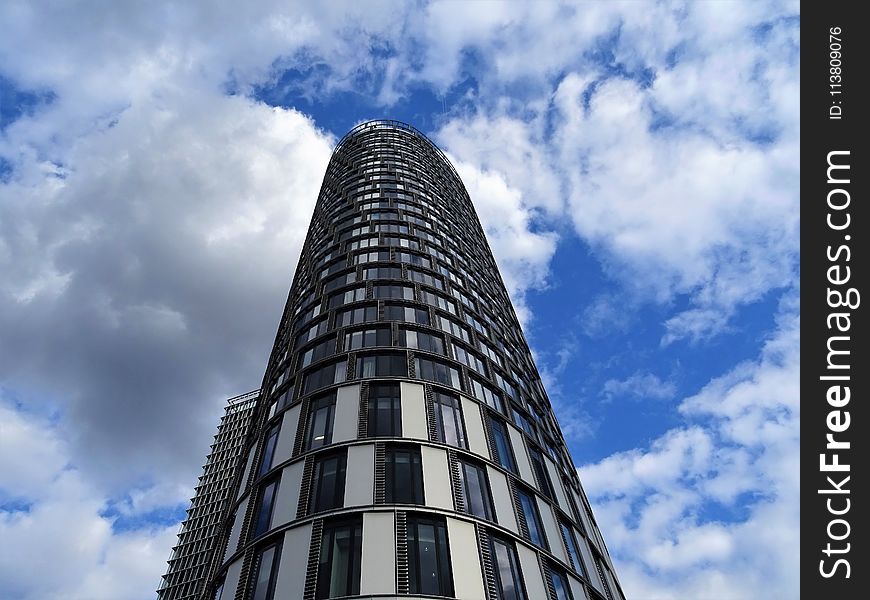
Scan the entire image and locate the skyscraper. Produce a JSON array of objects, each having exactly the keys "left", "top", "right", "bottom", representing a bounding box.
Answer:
[{"left": 168, "top": 120, "right": 625, "bottom": 600}]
